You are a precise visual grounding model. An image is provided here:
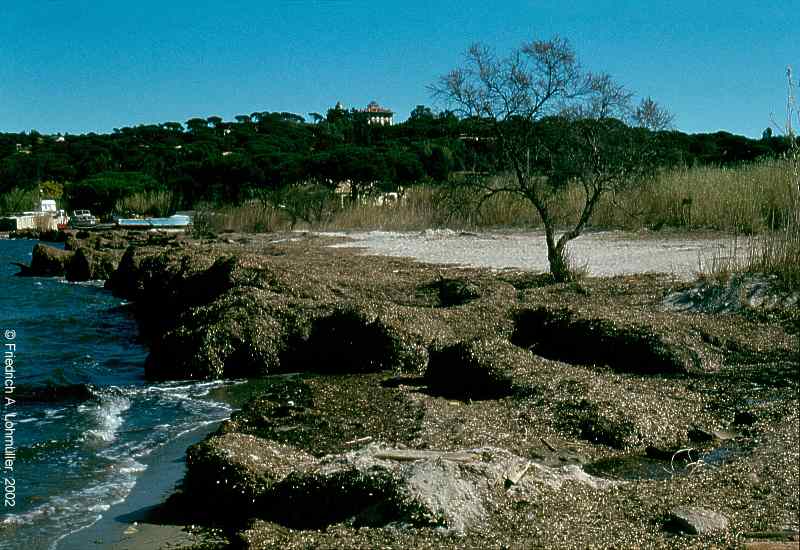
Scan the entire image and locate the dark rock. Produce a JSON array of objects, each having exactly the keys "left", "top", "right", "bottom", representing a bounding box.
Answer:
[
  {"left": 28, "top": 243, "right": 73, "bottom": 276},
  {"left": 184, "top": 433, "right": 316, "bottom": 520},
  {"left": 11, "top": 262, "right": 31, "bottom": 276},
  {"left": 665, "top": 506, "right": 729, "bottom": 535},
  {"left": 65, "top": 247, "right": 119, "bottom": 282},
  {"left": 425, "top": 337, "right": 536, "bottom": 399},
  {"left": 734, "top": 410, "right": 757, "bottom": 425},
  {"left": 511, "top": 307, "right": 702, "bottom": 375},
  {"left": 436, "top": 278, "right": 481, "bottom": 307},
  {"left": 302, "top": 304, "right": 427, "bottom": 374}
]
